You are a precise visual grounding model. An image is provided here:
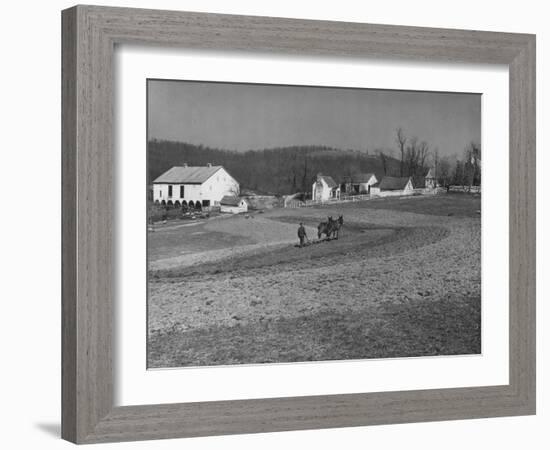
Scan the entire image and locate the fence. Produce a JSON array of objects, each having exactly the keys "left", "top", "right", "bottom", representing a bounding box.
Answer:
[
  {"left": 285, "top": 193, "right": 372, "bottom": 208},
  {"left": 448, "top": 185, "right": 482, "bottom": 194}
]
